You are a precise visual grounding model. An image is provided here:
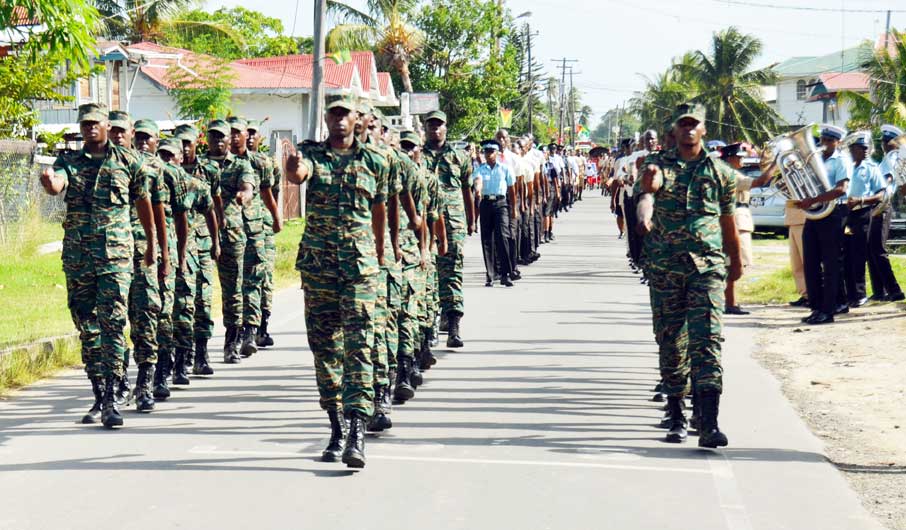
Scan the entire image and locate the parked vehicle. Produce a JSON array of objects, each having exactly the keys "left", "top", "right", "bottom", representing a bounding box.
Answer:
[{"left": 740, "top": 160, "right": 787, "bottom": 232}]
